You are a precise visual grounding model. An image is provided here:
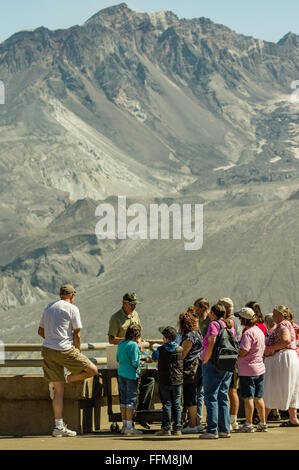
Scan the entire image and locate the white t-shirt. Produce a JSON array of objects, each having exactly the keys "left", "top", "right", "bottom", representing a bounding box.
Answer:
[{"left": 39, "top": 300, "right": 83, "bottom": 351}]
